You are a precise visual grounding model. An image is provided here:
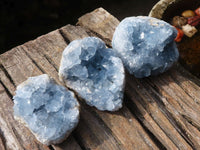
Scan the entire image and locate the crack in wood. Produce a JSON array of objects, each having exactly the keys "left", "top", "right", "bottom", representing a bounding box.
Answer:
[
  {"left": 175, "top": 63, "right": 200, "bottom": 87},
  {"left": 48, "top": 145, "right": 55, "bottom": 150},
  {"left": 59, "top": 29, "right": 70, "bottom": 45},
  {"left": 11, "top": 126, "right": 26, "bottom": 150},
  {"left": 0, "top": 64, "right": 16, "bottom": 87},
  {"left": 21, "top": 47, "right": 45, "bottom": 74},
  {"left": 182, "top": 114, "right": 200, "bottom": 131},
  {"left": 84, "top": 28, "right": 112, "bottom": 47},
  {"left": 72, "top": 133, "right": 87, "bottom": 150},
  {"left": 43, "top": 54, "right": 59, "bottom": 73},
  {"left": 125, "top": 80, "right": 191, "bottom": 149},
  {"left": 124, "top": 94, "right": 167, "bottom": 150},
  {"left": 0, "top": 128, "right": 7, "bottom": 150},
  {"left": 81, "top": 102, "right": 125, "bottom": 149},
  {"left": 0, "top": 80, "right": 13, "bottom": 99},
  {"left": 168, "top": 71, "right": 200, "bottom": 105}
]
